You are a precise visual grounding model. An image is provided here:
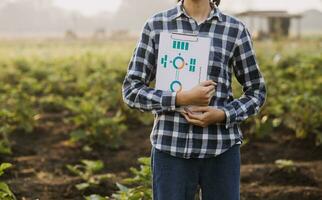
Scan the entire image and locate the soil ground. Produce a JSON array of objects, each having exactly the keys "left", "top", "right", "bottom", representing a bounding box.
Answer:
[{"left": 1, "top": 123, "right": 322, "bottom": 200}]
